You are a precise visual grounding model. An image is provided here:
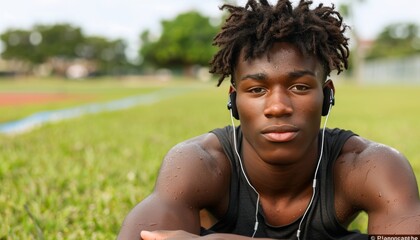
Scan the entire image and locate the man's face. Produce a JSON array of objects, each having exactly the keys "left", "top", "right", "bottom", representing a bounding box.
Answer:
[{"left": 234, "top": 42, "right": 326, "bottom": 164}]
